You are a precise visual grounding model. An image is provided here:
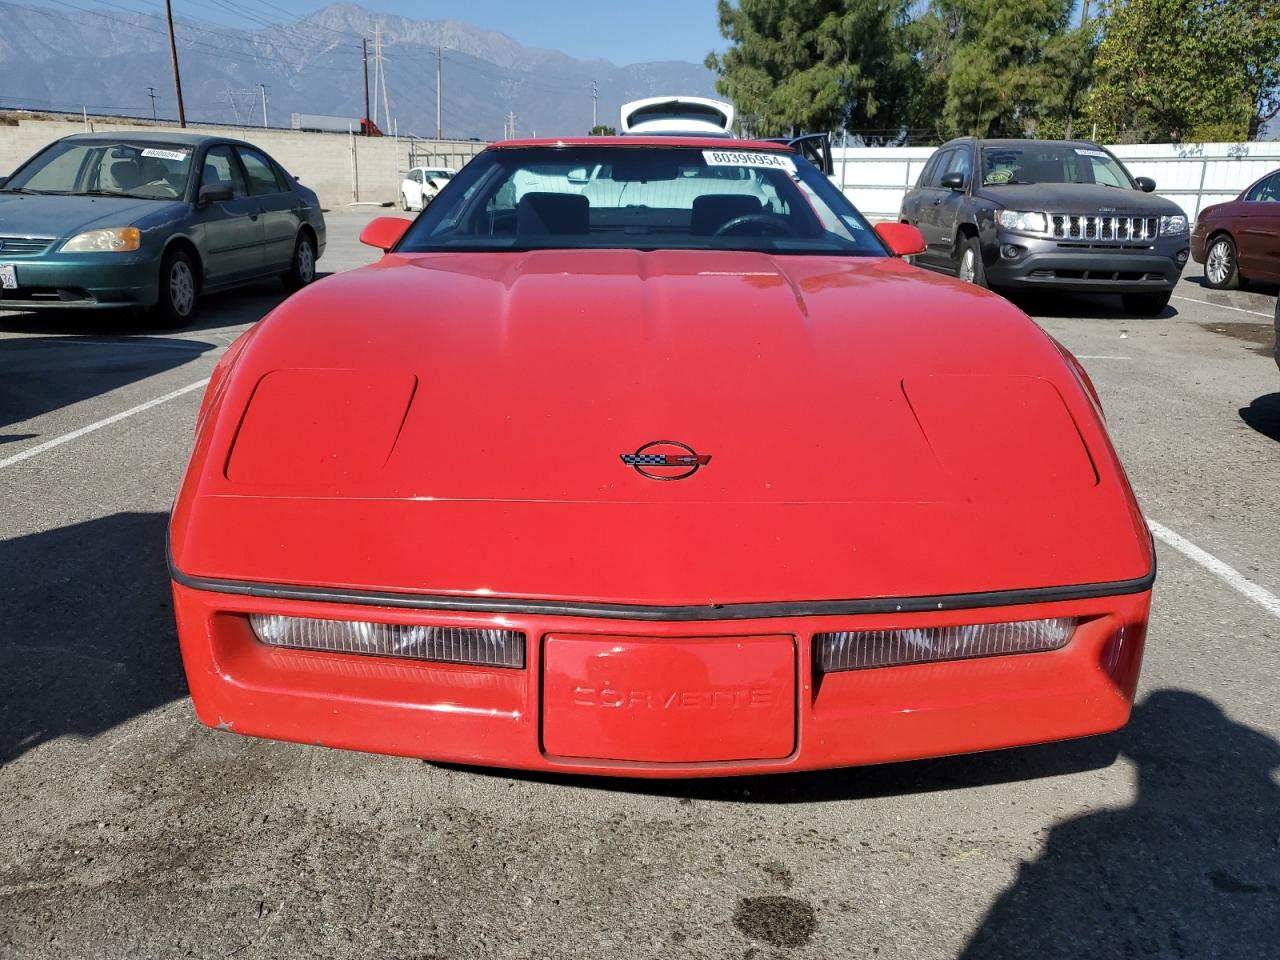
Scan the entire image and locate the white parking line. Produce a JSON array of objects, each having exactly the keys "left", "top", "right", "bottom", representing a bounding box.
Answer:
[
  {"left": 1148, "top": 519, "right": 1280, "bottom": 619},
  {"left": 1172, "top": 295, "right": 1274, "bottom": 319},
  {"left": 0, "top": 378, "right": 209, "bottom": 470},
  {"left": 1076, "top": 355, "right": 1132, "bottom": 360}
]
